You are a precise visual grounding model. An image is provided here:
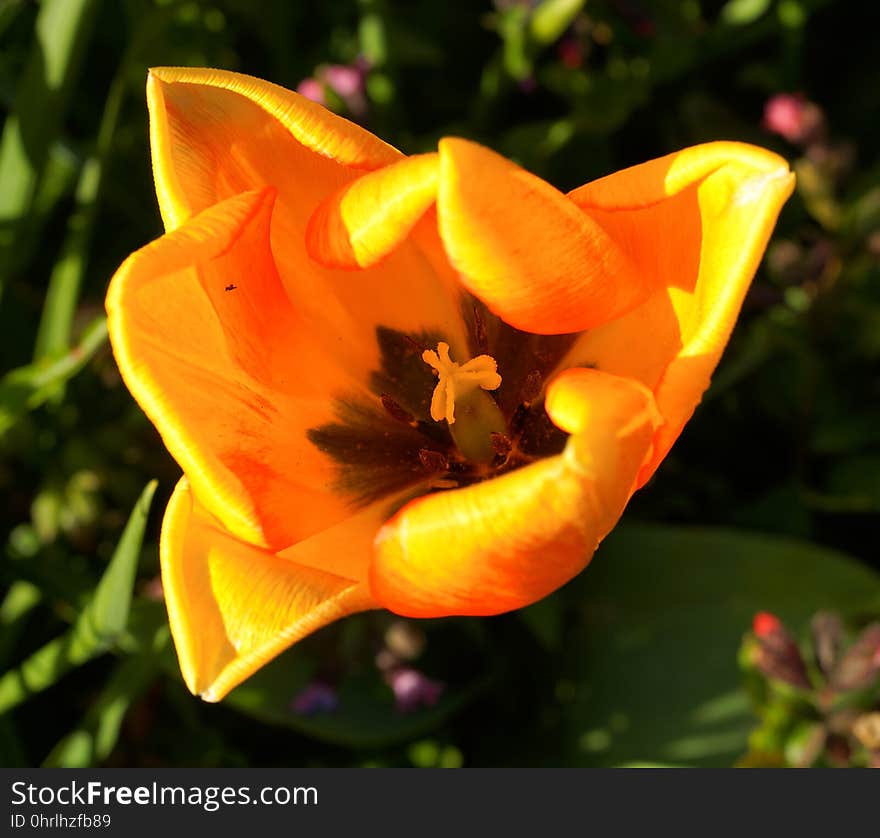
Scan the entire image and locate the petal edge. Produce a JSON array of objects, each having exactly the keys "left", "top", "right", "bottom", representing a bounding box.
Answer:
[{"left": 161, "top": 478, "right": 376, "bottom": 702}]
